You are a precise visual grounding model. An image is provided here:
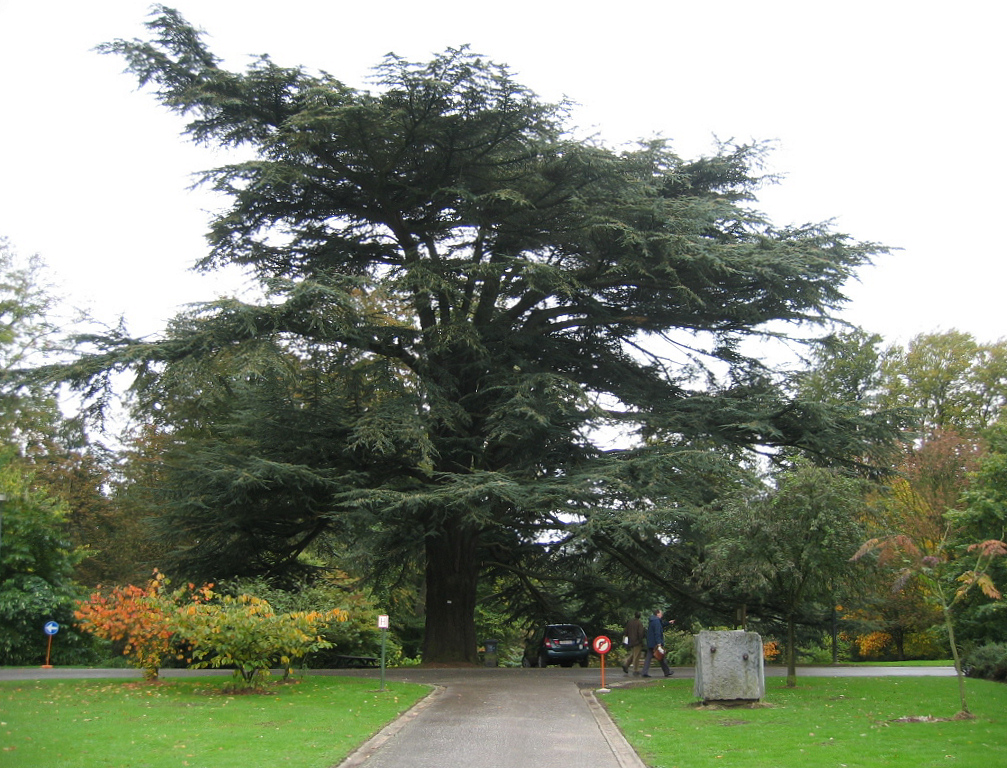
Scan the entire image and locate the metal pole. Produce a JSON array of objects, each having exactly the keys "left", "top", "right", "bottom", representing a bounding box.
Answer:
[
  {"left": 0, "top": 493, "right": 6, "bottom": 571},
  {"left": 379, "top": 627, "right": 387, "bottom": 692}
]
